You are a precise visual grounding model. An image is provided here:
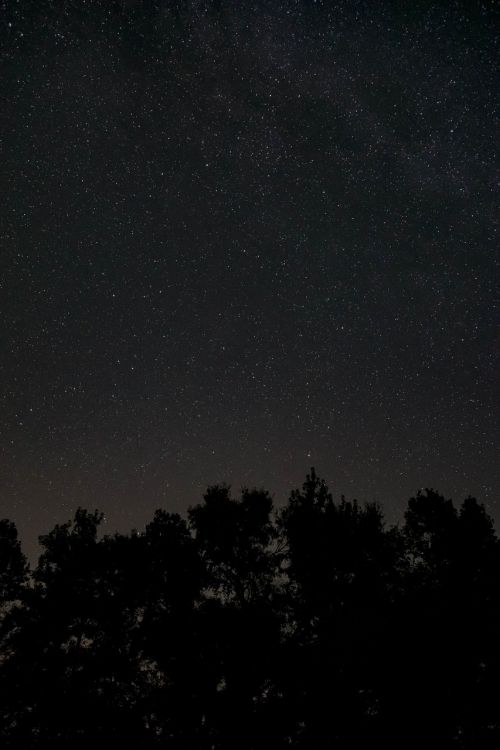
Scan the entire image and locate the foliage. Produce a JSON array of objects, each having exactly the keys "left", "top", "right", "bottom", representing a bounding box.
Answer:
[{"left": 0, "top": 471, "right": 499, "bottom": 747}]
